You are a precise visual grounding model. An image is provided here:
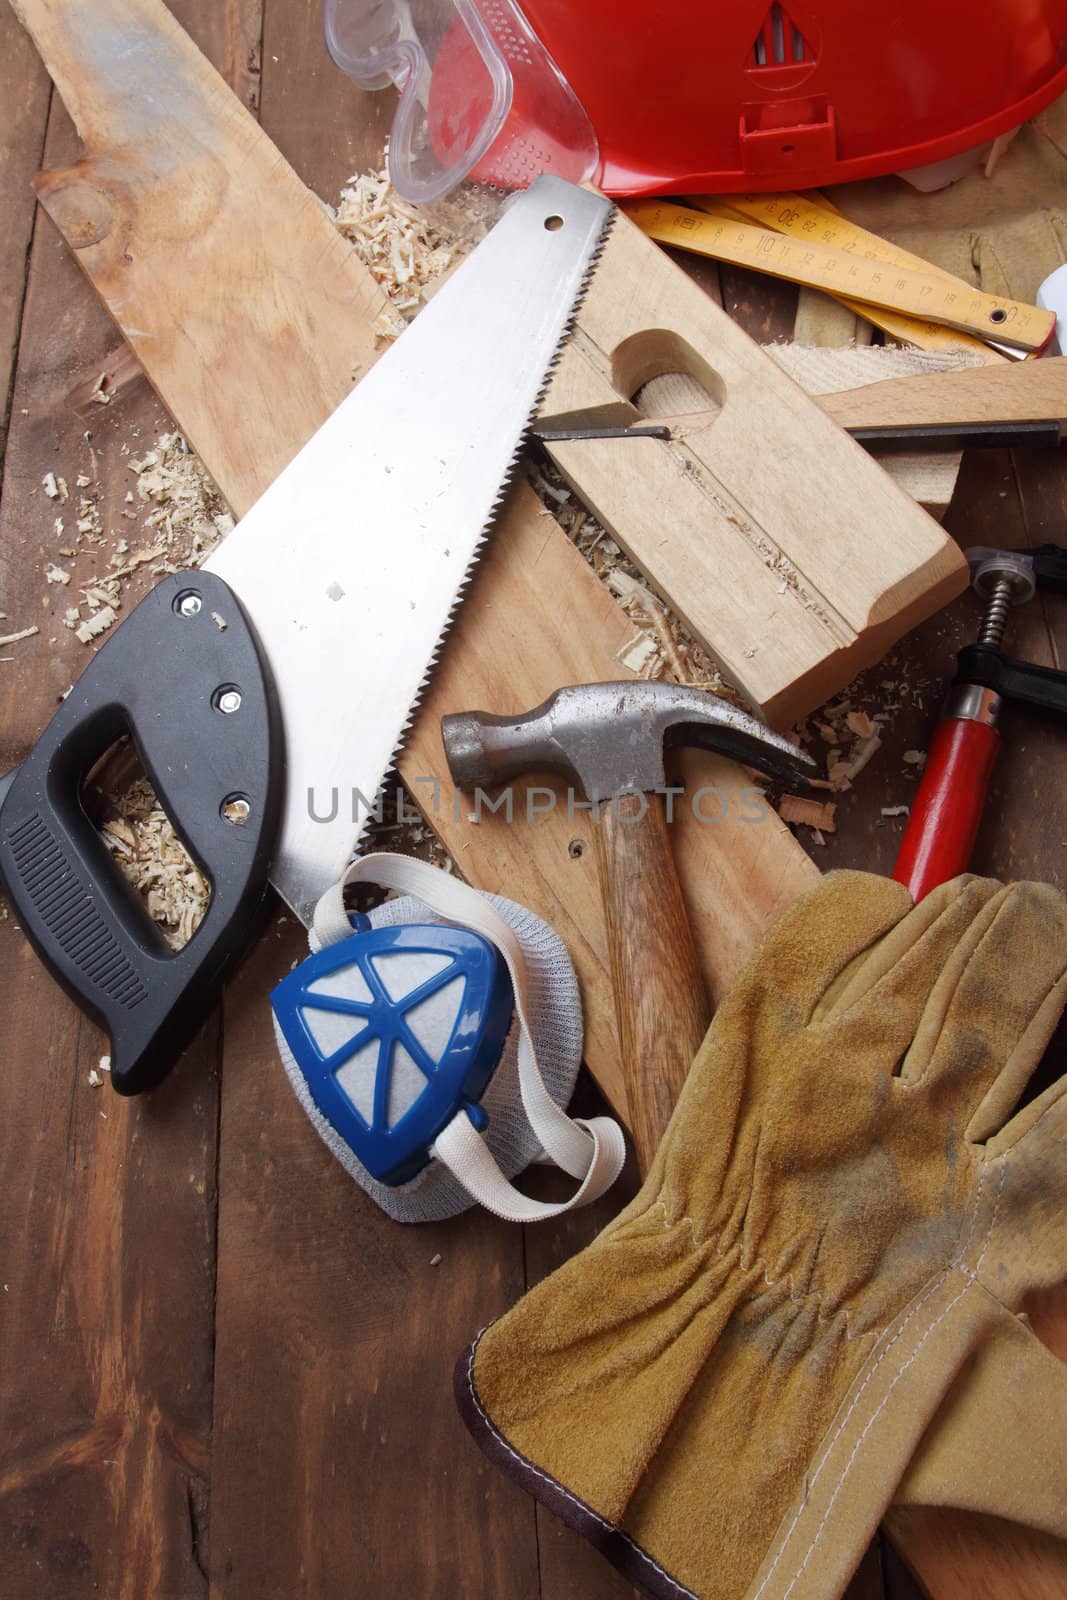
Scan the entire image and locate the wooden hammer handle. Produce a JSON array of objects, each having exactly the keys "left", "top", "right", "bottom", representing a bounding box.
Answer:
[{"left": 592, "top": 791, "right": 709, "bottom": 1173}]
